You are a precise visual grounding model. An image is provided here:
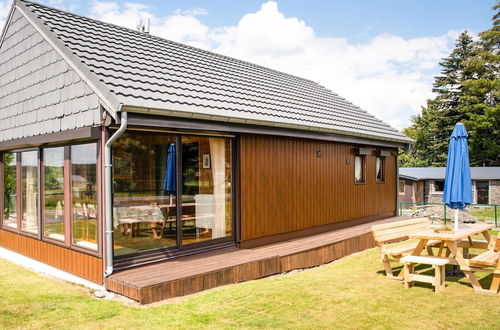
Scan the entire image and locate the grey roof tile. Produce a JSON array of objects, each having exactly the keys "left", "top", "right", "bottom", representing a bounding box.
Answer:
[
  {"left": 17, "top": 0, "right": 411, "bottom": 143},
  {"left": 400, "top": 167, "right": 500, "bottom": 180}
]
